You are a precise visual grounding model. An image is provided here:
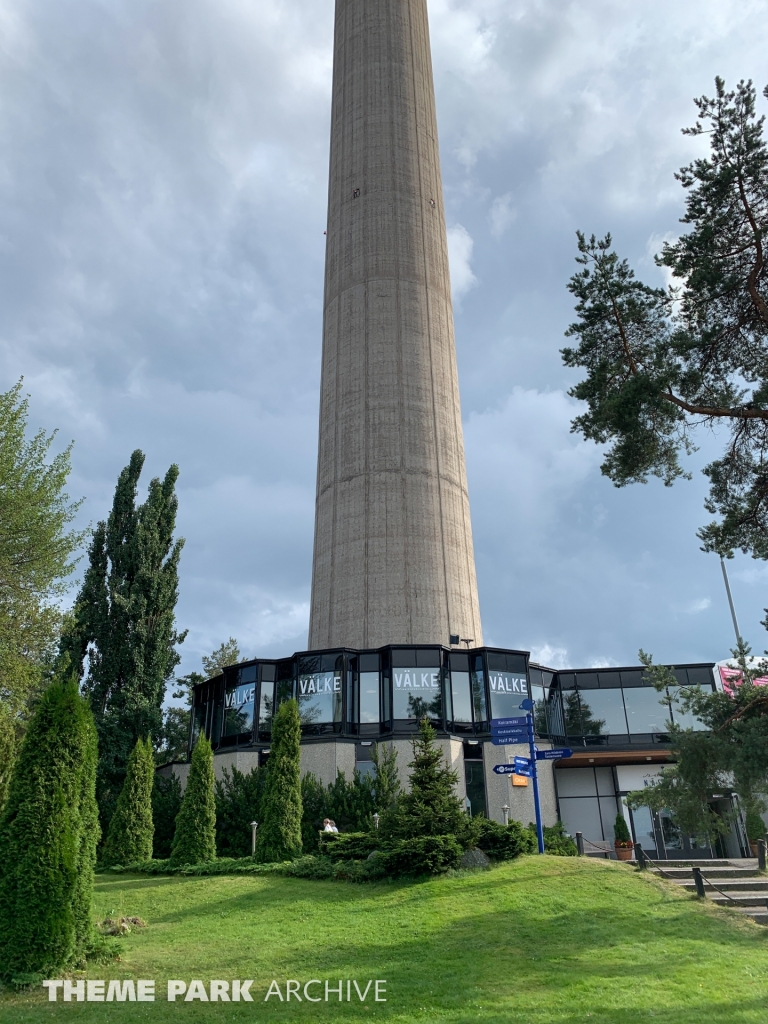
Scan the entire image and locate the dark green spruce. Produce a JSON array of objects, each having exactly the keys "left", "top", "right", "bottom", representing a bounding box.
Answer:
[
  {"left": 61, "top": 449, "right": 185, "bottom": 830},
  {"left": 0, "top": 677, "right": 99, "bottom": 982},
  {"left": 256, "top": 699, "right": 303, "bottom": 862},
  {"left": 101, "top": 737, "right": 155, "bottom": 866},
  {"left": 170, "top": 736, "right": 216, "bottom": 866}
]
